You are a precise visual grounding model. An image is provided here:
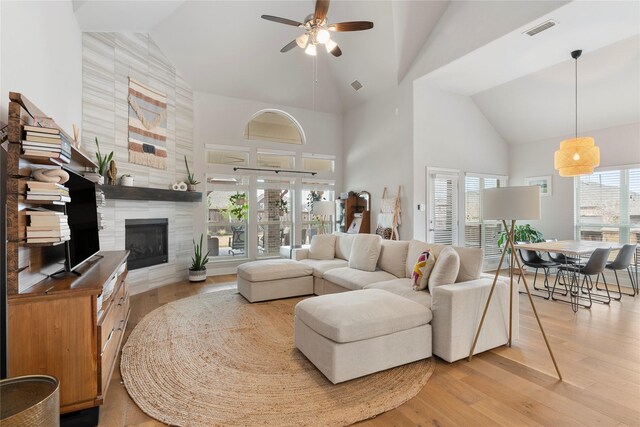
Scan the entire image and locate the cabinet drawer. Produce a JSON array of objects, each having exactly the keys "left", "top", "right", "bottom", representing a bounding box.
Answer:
[
  {"left": 98, "top": 281, "right": 126, "bottom": 351},
  {"left": 100, "top": 324, "right": 121, "bottom": 394}
]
